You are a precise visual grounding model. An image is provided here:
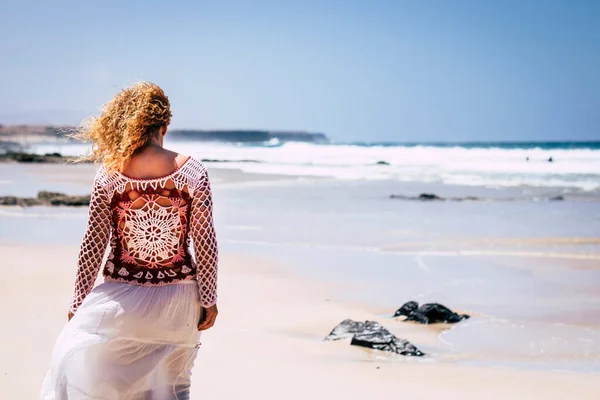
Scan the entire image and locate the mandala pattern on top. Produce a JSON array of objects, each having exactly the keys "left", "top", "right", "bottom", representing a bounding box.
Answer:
[
  {"left": 69, "top": 157, "right": 219, "bottom": 314},
  {"left": 120, "top": 194, "right": 184, "bottom": 268}
]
